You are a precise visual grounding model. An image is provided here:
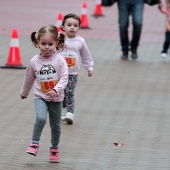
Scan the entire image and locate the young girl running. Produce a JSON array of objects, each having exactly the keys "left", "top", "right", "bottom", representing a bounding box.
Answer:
[
  {"left": 61, "top": 13, "right": 94, "bottom": 124},
  {"left": 20, "top": 25, "right": 68, "bottom": 163}
]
